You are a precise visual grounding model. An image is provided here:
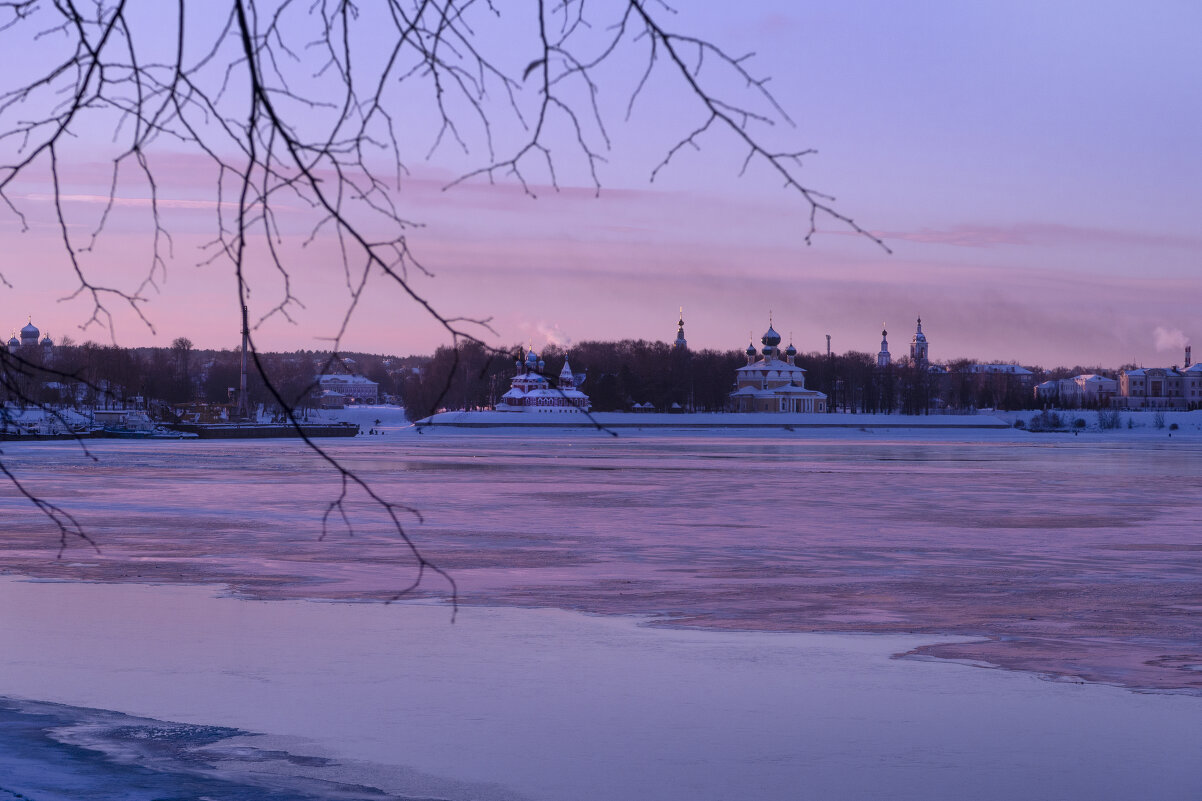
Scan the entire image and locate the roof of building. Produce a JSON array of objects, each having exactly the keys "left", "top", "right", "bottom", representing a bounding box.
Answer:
[
  {"left": 735, "top": 357, "right": 806, "bottom": 376},
  {"left": 318, "top": 374, "right": 379, "bottom": 385},
  {"left": 966, "top": 363, "right": 1033, "bottom": 375},
  {"left": 1123, "top": 367, "right": 1182, "bottom": 377}
]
